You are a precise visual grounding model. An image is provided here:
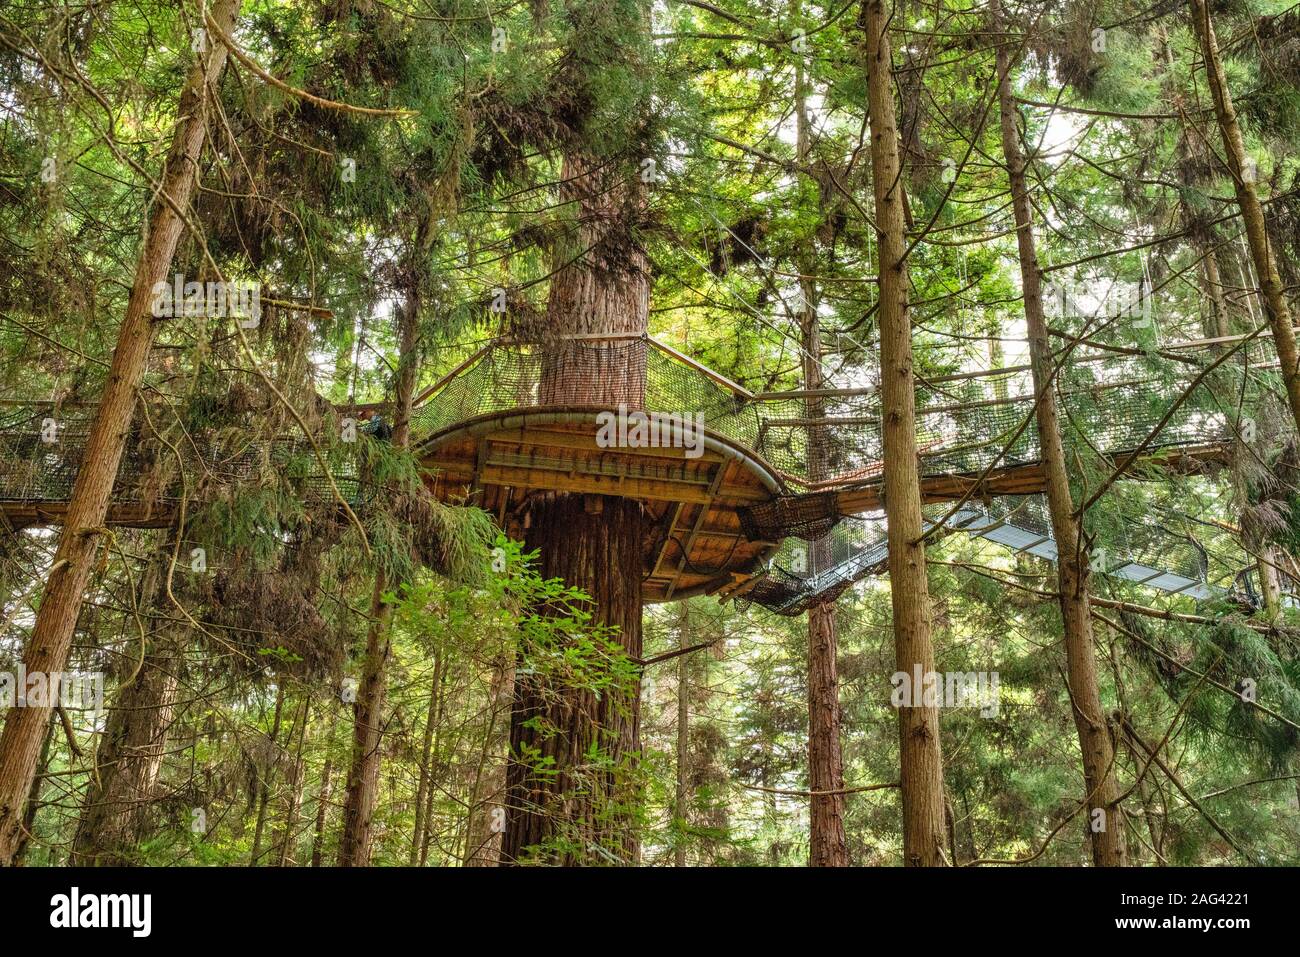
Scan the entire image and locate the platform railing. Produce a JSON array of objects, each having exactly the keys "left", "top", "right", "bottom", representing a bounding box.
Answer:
[{"left": 410, "top": 335, "right": 1254, "bottom": 488}]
